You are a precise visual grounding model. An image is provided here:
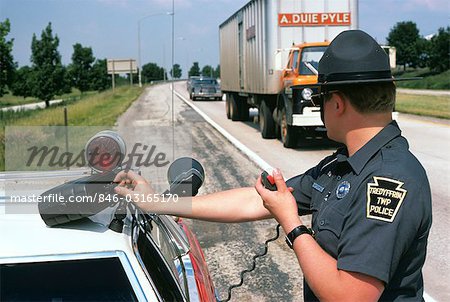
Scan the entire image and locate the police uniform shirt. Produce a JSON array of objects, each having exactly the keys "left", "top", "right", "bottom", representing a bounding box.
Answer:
[{"left": 286, "top": 121, "right": 432, "bottom": 301}]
